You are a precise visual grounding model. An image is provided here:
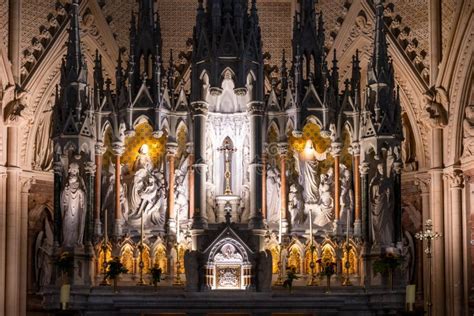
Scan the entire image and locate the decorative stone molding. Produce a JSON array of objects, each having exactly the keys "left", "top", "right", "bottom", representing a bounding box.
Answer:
[
  {"left": 423, "top": 86, "right": 449, "bottom": 128},
  {"left": 414, "top": 173, "right": 431, "bottom": 194}
]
